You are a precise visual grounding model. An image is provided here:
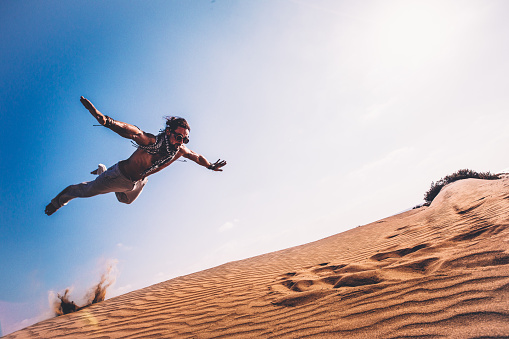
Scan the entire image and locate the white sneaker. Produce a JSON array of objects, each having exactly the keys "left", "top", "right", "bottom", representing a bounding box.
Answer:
[{"left": 97, "top": 164, "right": 107, "bottom": 175}]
